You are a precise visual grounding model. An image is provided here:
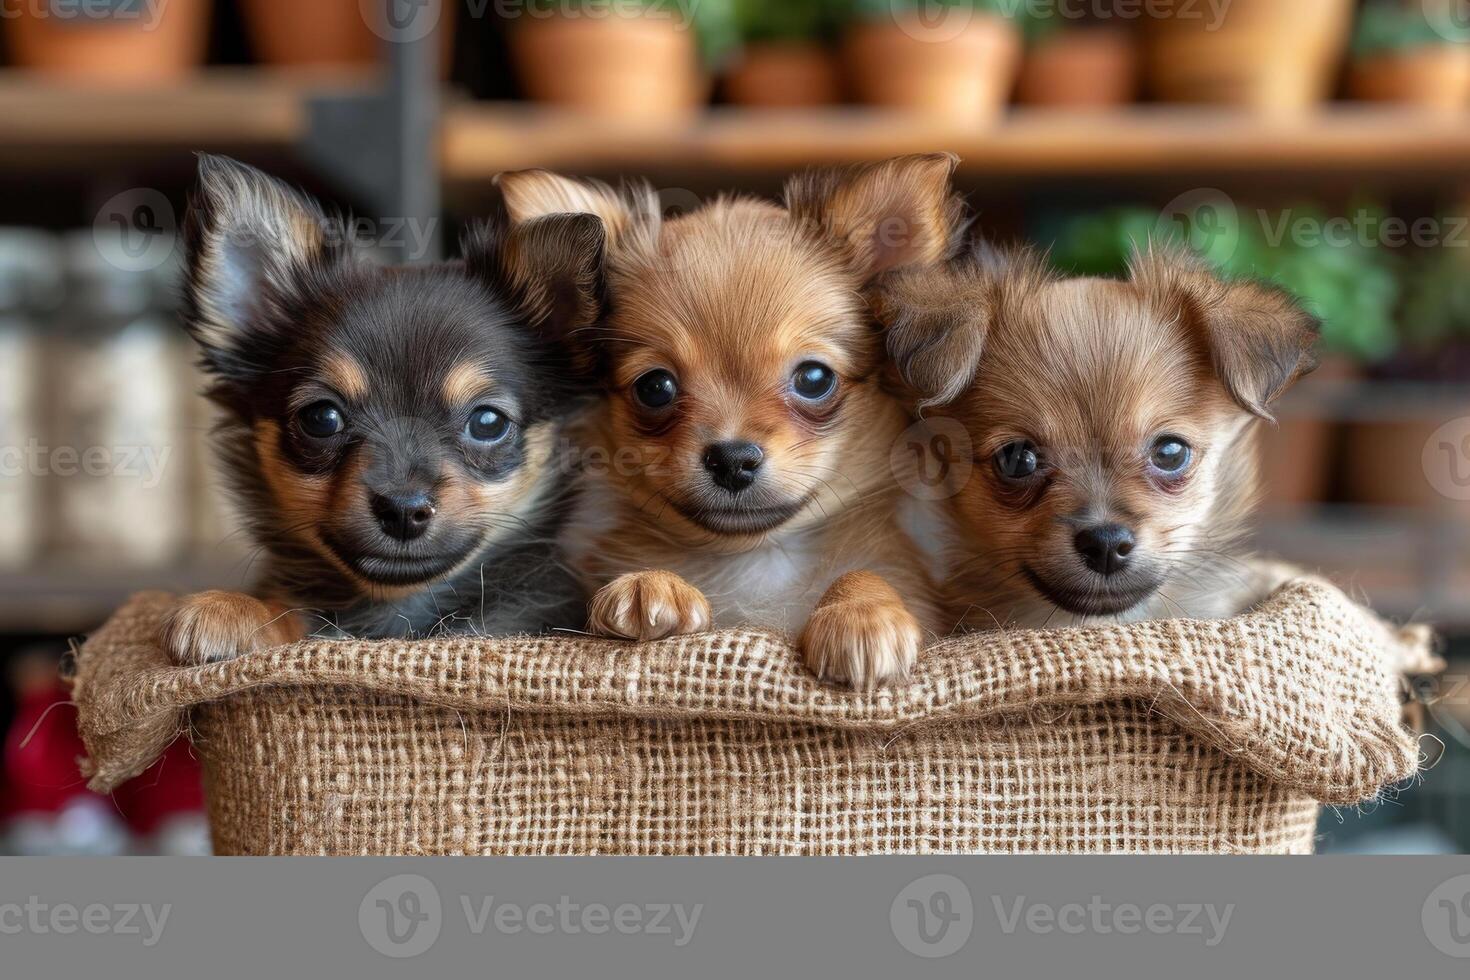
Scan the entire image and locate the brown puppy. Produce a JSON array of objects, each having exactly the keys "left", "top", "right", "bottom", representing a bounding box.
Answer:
[
  {"left": 878, "top": 244, "right": 1319, "bottom": 629},
  {"left": 497, "top": 155, "right": 962, "bottom": 688}
]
